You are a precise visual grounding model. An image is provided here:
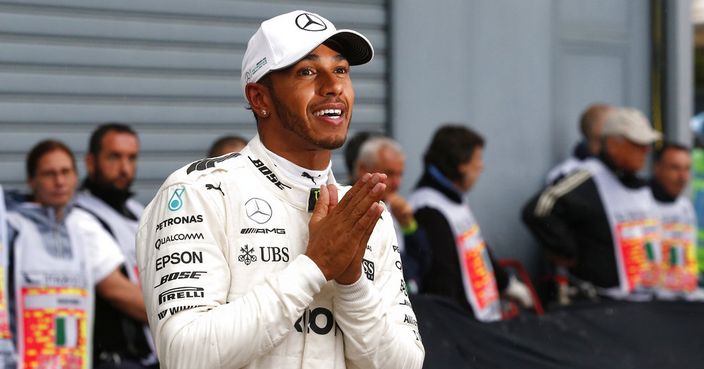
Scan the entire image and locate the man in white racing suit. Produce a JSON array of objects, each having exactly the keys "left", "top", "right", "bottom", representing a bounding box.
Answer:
[{"left": 136, "top": 10, "right": 425, "bottom": 369}]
